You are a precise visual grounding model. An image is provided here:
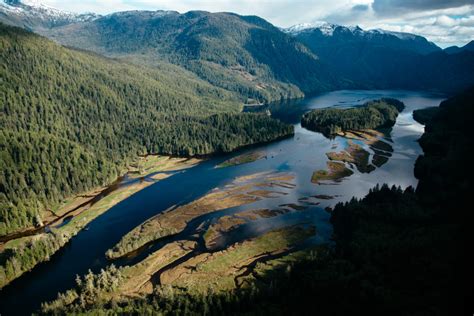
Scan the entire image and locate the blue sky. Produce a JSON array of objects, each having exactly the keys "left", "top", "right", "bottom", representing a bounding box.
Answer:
[{"left": 25, "top": 0, "right": 474, "bottom": 47}]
